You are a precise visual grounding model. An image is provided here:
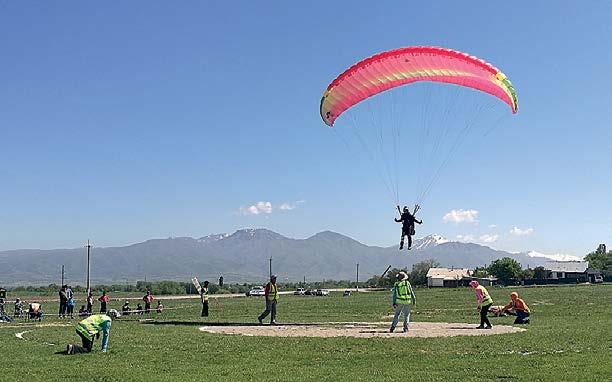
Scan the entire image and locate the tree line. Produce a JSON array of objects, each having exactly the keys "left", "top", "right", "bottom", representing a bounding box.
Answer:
[{"left": 365, "top": 256, "right": 588, "bottom": 288}]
